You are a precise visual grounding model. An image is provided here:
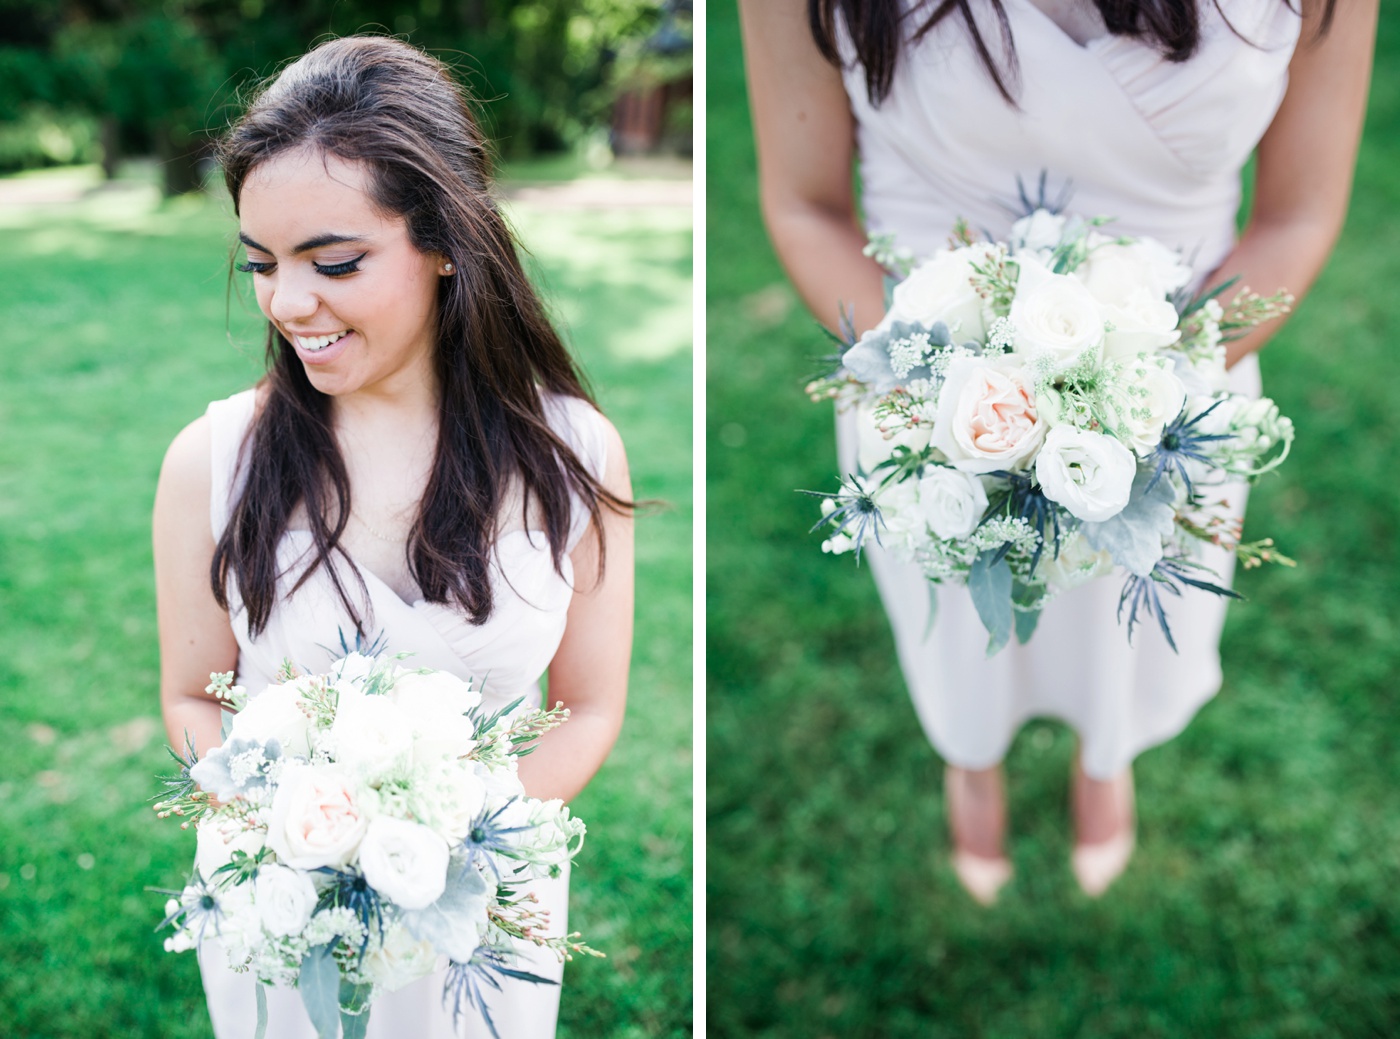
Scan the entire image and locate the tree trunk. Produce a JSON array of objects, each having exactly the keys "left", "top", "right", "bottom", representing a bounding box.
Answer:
[
  {"left": 99, "top": 116, "right": 120, "bottom": 180},
  {"left": 156, "top": 121, "right": 203, "bottom": 196}
]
